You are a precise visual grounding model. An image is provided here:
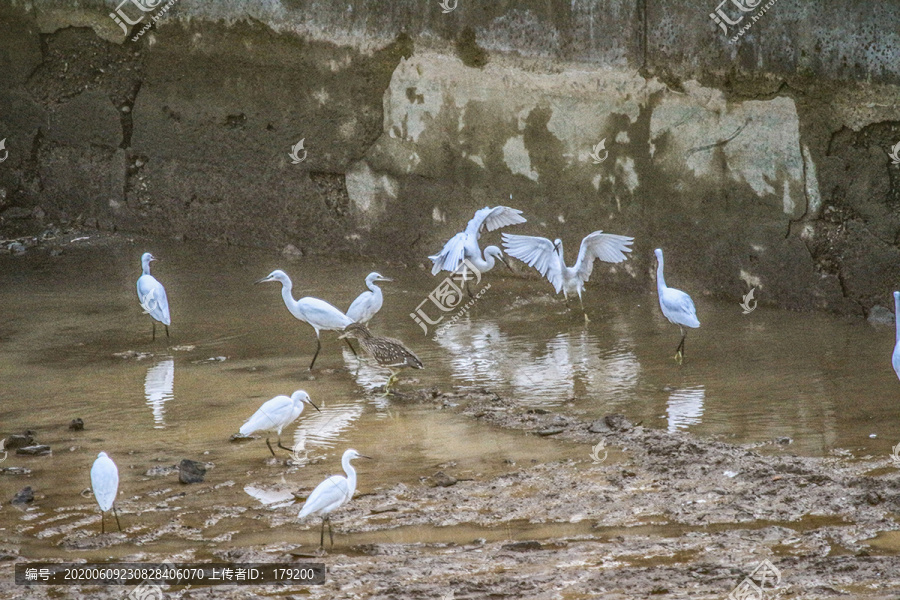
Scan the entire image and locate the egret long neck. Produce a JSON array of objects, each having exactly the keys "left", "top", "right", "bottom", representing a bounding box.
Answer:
[
  {"left": 895, "top": 294, "right": 900, "bottom": 343},
  {"left": 656, "top": 256, "right": 667, "bottom": 292},
  {"left": 366, "top": 278, "right": 381, "bottom": 294},
  {"left": 342, "top": 455, "right": 358, "bottom": 498},
  {"left": 280, "top": 279, "right": 299, "bottom": 313},
  {"left": 142, "top": 260, "right": 151, "bottom": 276}
]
